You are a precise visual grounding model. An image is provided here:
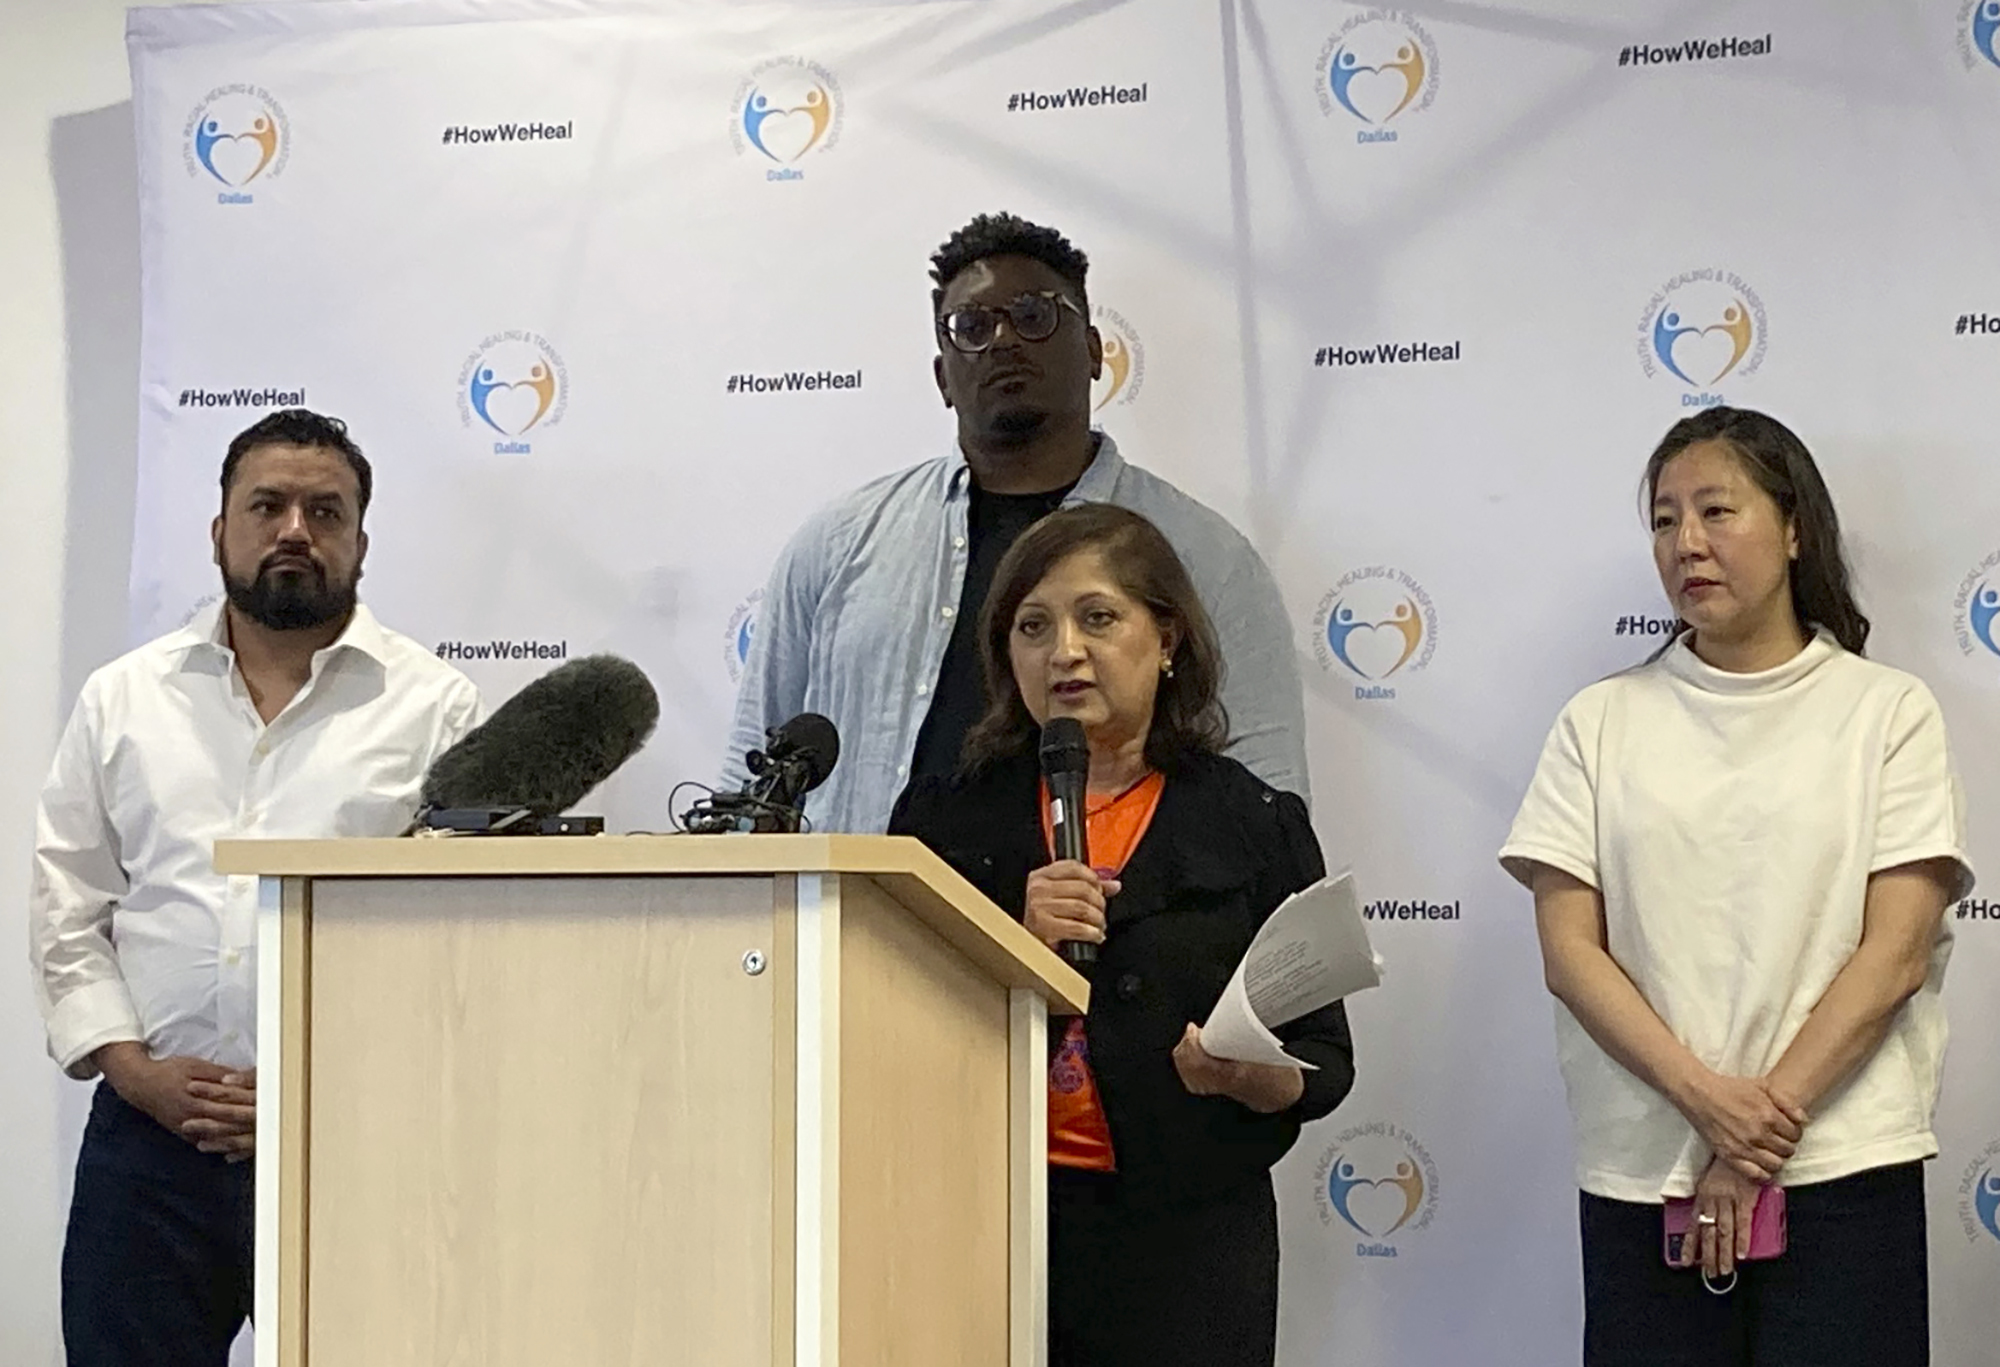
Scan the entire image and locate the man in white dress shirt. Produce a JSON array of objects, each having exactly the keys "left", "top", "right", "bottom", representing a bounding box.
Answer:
[{"left": 30, "top": 409, "right": 482, "bottom": 1366}]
